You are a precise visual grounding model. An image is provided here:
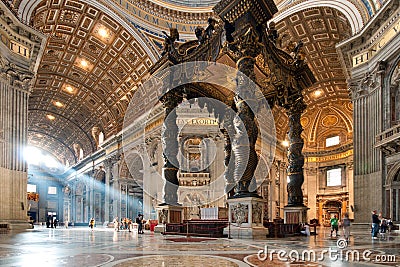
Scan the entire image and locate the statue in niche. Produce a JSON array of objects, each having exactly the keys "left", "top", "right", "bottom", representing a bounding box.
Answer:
[
  {"left": 63, "top": 186, "right": 71, "bottom": 197},
  {"left": 149, "top": 141, "right": 159, "bottom": 165},
  {"left": 161, "top": 28, "right": 179, "bottom": 55}
]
